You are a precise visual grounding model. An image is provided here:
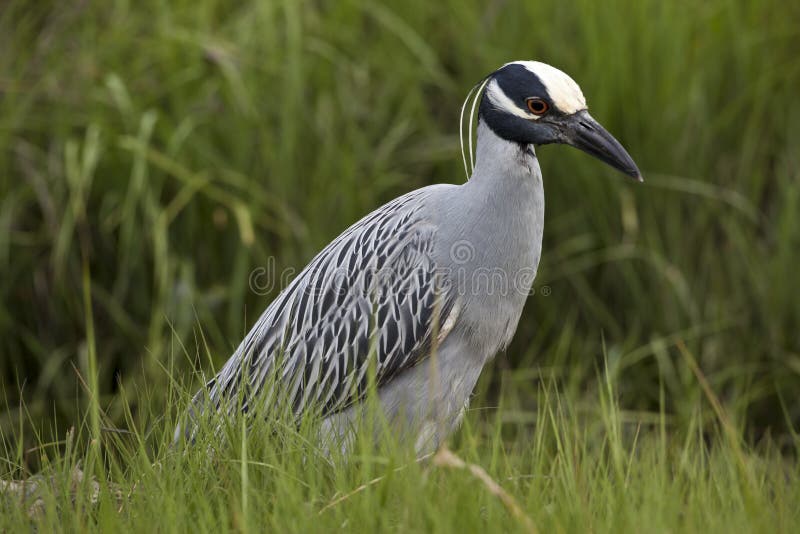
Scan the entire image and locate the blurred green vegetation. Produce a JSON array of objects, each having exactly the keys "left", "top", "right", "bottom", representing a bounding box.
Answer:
[{"left": 1, "top": 0, "right": 799, "bottom": 452}]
